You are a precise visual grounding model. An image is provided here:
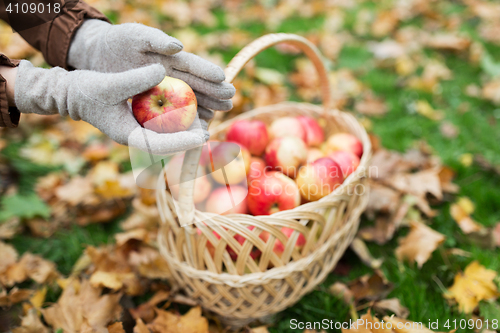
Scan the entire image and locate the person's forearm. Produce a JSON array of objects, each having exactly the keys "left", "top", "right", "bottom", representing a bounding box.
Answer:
[{"left": 0, "top": 66, "right": 18, "bottom": 106}]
